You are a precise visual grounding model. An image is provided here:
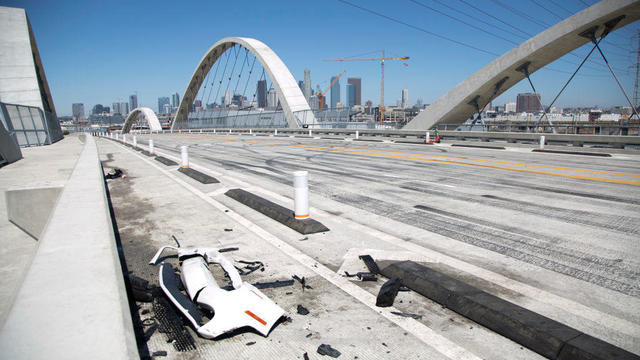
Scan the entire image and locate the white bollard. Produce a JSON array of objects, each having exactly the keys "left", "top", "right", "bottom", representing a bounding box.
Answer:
[
  {"left": 308, "top": 129, "right": 312, "bottom": 137},
  {"left": 133, "top": 136, "right": 137, "bottom": 148},
  {"left": 122, "top": 134, "right": 127, "bottom": 143},
  {"left": 181, "top": 145, "right": 189, "bottom": 168},
  {"left": 293, "top": 171, "right": 309, "bottom": 219},
  {"left": 200, "top": 129, "right": 202, "bottom": 133},
  {"left": 249, "top": 129, "right": 252, "bottom": 134},
  {"left": 426, "top": 131, "right": 430, "bottom": 143},
  {"left": 355, "top": 130, "right": 359, "bottom": 139},
  {"left": 213, "top": 128, "right": 216, "bottom": 134},
  {"left": 275, "top": 129, "right": 278, "bottom": 135},
  {"left": 539, "top": 135, "right": 545, "bottom": 150},
  {"left": 229, "top": 129, "right": 232, "bottom": 134},
  {"left": 115, "top": 133, "right": 119, "bottom": 141},
  {"left": 149, "top": 139, "right": 154, "bottom": 155}
]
